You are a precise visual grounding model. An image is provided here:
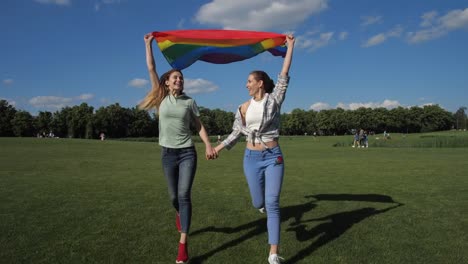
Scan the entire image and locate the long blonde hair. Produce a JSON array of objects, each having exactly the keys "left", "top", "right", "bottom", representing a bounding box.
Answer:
[{"left": 138, "top": 69, "right": 183, "bottom": 110}]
